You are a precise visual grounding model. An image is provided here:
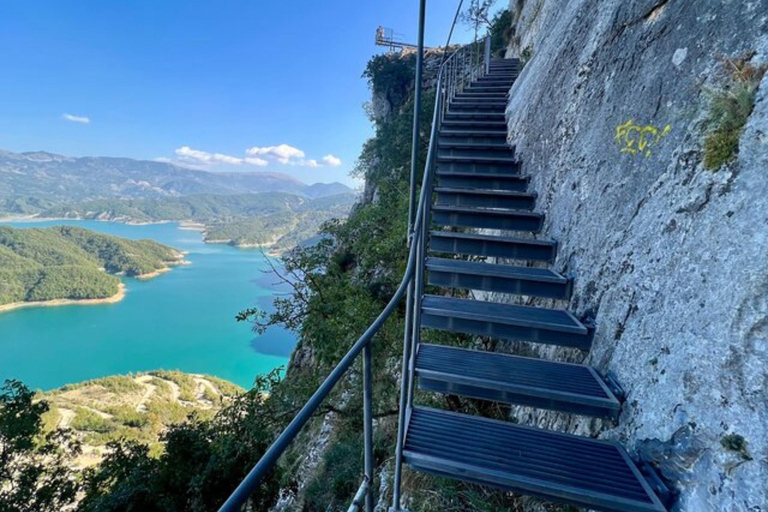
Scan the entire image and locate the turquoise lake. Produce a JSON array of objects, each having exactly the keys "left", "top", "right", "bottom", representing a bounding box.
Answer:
[{"left": 0, "top": 220, "right": 296, "bottom": 391}]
